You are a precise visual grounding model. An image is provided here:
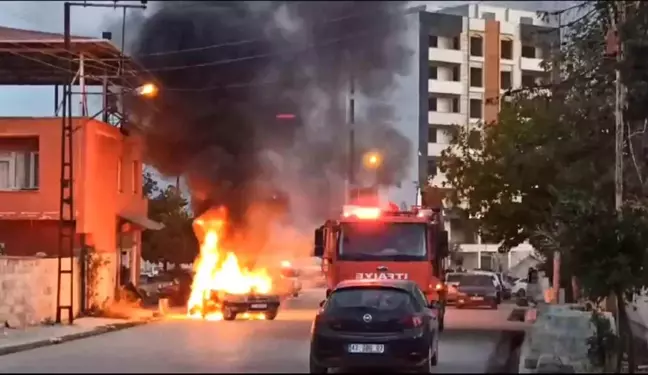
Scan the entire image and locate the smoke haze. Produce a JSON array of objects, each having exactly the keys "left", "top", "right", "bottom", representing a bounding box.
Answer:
[{"left": 128, "top": 1, "right": 413, "bottom": 257}]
